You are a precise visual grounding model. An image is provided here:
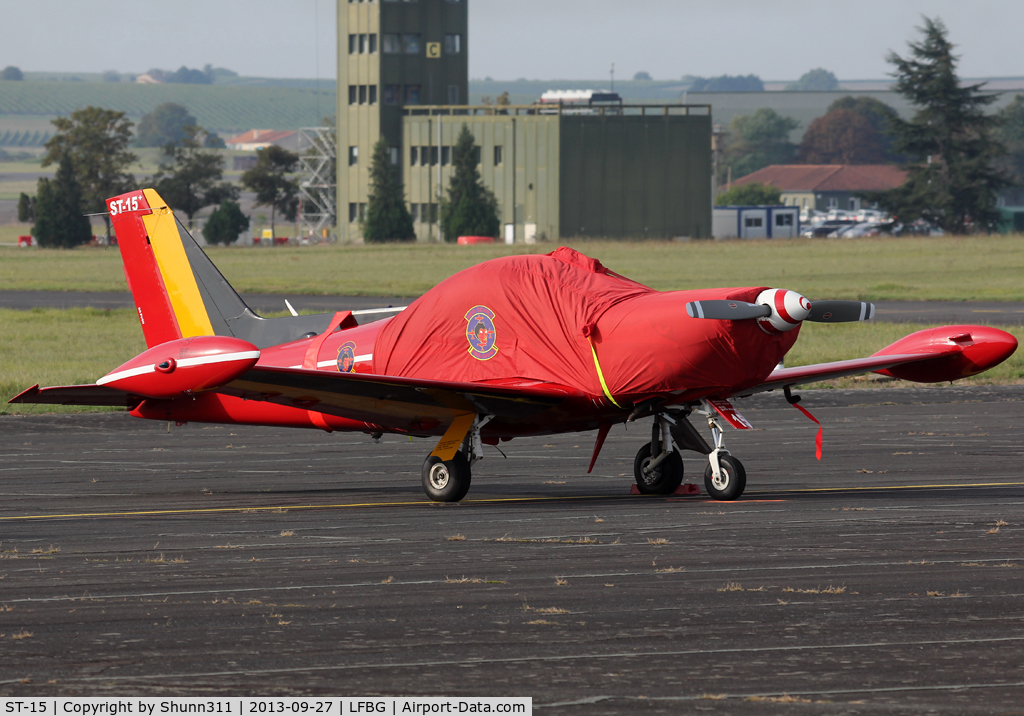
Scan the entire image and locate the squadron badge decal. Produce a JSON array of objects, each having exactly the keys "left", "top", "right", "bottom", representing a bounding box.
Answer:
[
  {"left": 337, "top": 341, "right": 356, "bottom": 373},
  {"left": 465, "top": 306, "right": 498, "bottom": 361}
]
